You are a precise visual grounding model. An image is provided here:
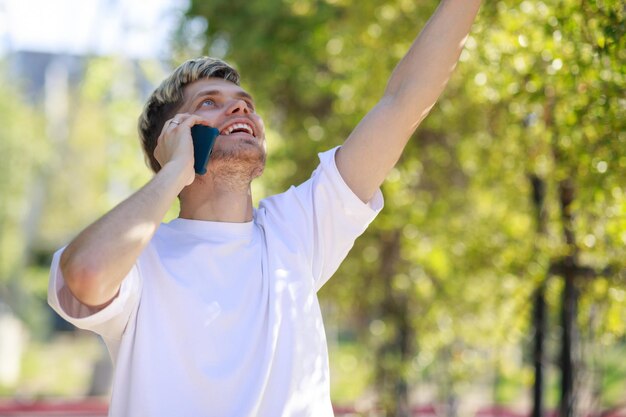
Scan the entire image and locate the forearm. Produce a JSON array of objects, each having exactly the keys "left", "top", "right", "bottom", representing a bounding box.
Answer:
[
  {"left": 336, "top": 0, "right": 481, "bottom": 203},
  {"left": 385, "top": 0, "right": 481, "bottom": 121},
  {"left": 60, "top": 162, "right": 188, "bottom": 307}
]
